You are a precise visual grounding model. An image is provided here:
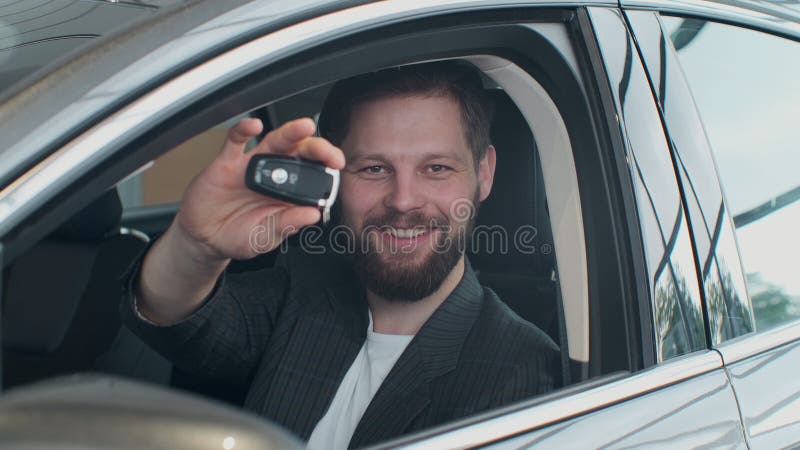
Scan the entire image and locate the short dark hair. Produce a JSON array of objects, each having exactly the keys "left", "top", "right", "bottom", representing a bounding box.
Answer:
[{"left": 318, "top": 61, "right": 494, "bottom": 167}]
